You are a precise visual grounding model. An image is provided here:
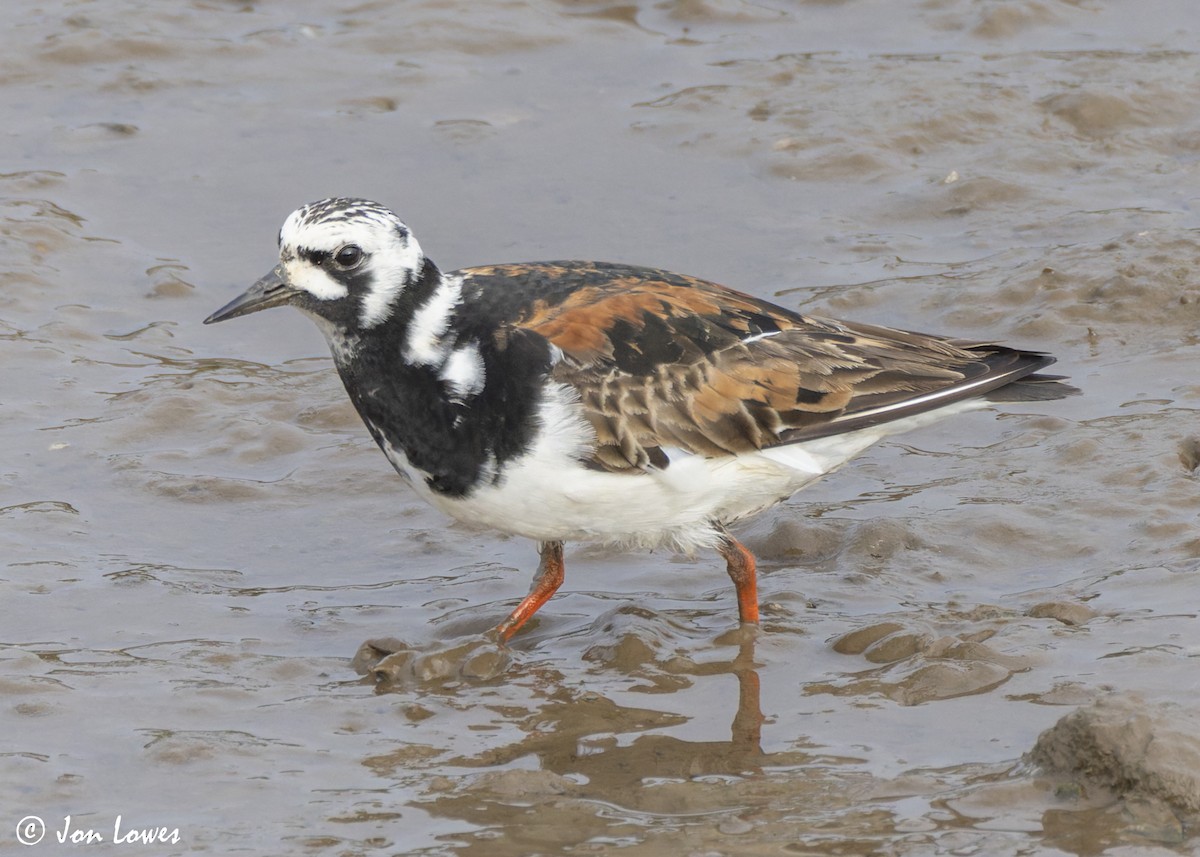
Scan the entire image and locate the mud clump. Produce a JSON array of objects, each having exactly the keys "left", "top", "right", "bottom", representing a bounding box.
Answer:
[
  {"left": 353, "top": 636, "right": 511, "bottom": 688},
  {"left": 822, "top": 621, "right": 1032, "bottom": 706},
  {"left": 1030, "top": 693, "right": 1200, "bottom": 816},
  {"left": 1026, "top": 601, "right": 1098, "bottom": 626}
]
